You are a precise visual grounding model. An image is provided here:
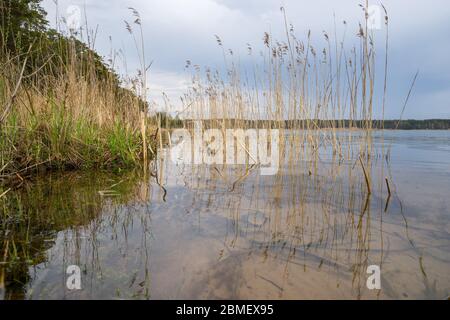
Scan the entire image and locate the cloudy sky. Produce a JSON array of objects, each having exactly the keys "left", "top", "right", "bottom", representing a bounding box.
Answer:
[{"left": 42, "top": 0, "right": 450, "bottom": 119}]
